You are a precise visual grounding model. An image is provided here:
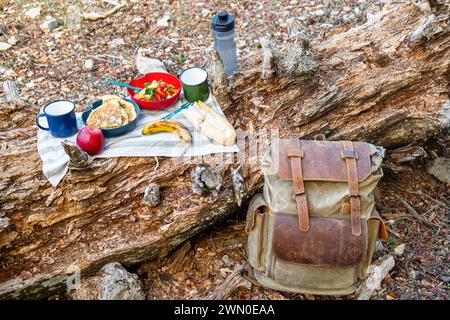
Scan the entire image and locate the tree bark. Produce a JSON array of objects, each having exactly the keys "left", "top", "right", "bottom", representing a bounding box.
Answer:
[{"left": 0, "top": 1, "right": 448, "bottom": 299}]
